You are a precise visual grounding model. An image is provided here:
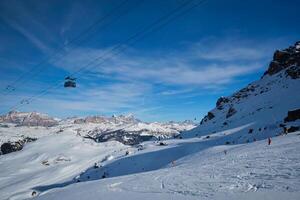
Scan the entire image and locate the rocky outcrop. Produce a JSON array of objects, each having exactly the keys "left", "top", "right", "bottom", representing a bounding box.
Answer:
[
  {"left": 226, "top": 106, "right": 237, "bottom": 118},
  {"left": 1, "top": 137, "right": 37, "bottom": 155},
  {"left": 284, "top": 109, "right": 300, "bottom": 122},
  {"left": 285, "top": 66, "right": 300, "bottom": 79},
  {"left": 200, "top": 112, "right": 215, "bottom": 124},
  {"left": 264, "top": 41, "right": 300, "bottom": 77},
  {"left": 216, "top": 97, "right": 229, "bottom": 109},
  {"left": 0, "top": 111, "right": 58, "bottom": 127},
  {"left": 84, "top": 129, "right": 153, "bottom": 145}
]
